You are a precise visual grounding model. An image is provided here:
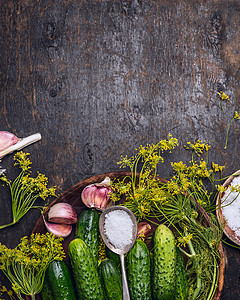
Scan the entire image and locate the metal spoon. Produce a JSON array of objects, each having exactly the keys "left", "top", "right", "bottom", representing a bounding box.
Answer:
[{"left": 99, "top": 206, "right": 137, "bottom": 300}]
